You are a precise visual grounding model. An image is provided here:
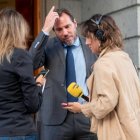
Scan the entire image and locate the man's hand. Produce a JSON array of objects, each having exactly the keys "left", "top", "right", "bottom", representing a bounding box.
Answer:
[{"left": 42, "top": 6, "right": 59, "bottom": 33}]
